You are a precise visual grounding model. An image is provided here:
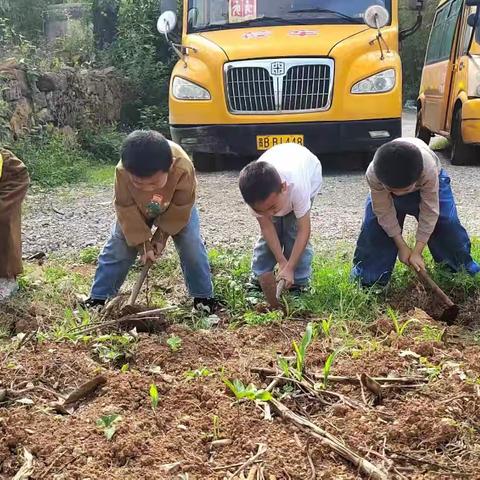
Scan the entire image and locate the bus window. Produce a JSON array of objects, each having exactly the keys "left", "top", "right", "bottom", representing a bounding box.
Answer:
[{"left": 425, "top": 0, "right": 462, "bottom": 64}]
